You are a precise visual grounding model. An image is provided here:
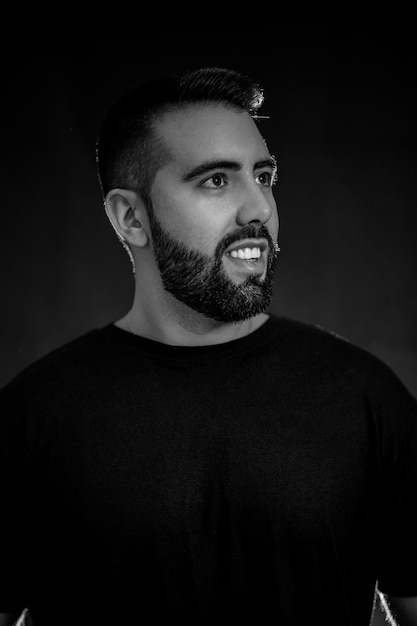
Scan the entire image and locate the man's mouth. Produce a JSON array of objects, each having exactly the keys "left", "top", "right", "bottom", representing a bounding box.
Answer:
[{"left": 224, "top": 239, "right": 268, "bottom": 276}]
